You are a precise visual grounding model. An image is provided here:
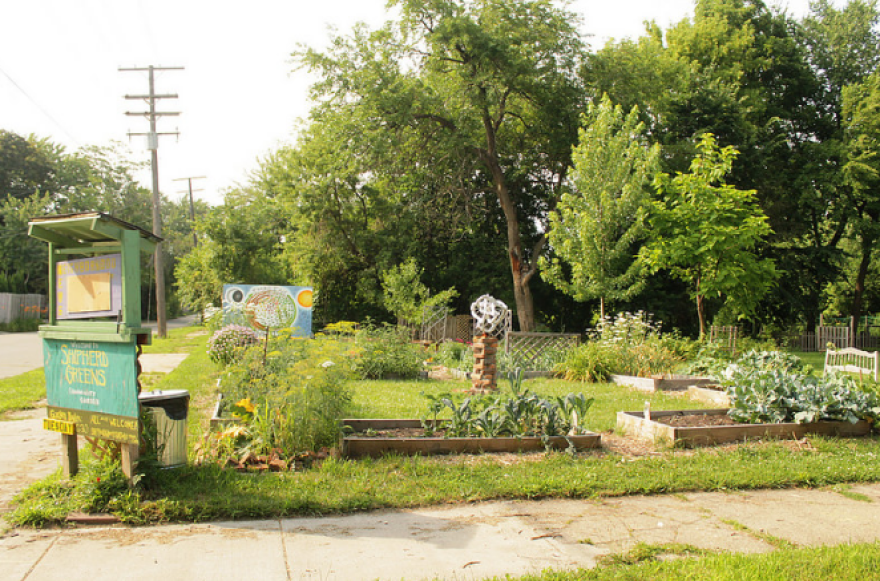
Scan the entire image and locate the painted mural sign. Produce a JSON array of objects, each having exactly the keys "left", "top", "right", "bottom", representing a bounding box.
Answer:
[
  {"left": 43, "top": 338, "right": 139, "bottom": 443},
  {"left": 222, "top": 284, "right": 313, "bottom": 337},
  {"left": 55, "top": 253, "right": 123, "bottom": 320}
]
